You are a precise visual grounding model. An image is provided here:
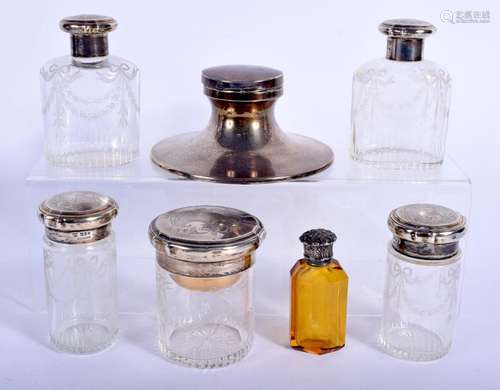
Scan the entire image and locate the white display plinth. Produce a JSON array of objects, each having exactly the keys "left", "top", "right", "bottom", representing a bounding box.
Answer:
[{"left": 24, "top": 150, "right": 471, "bottom": 321}]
